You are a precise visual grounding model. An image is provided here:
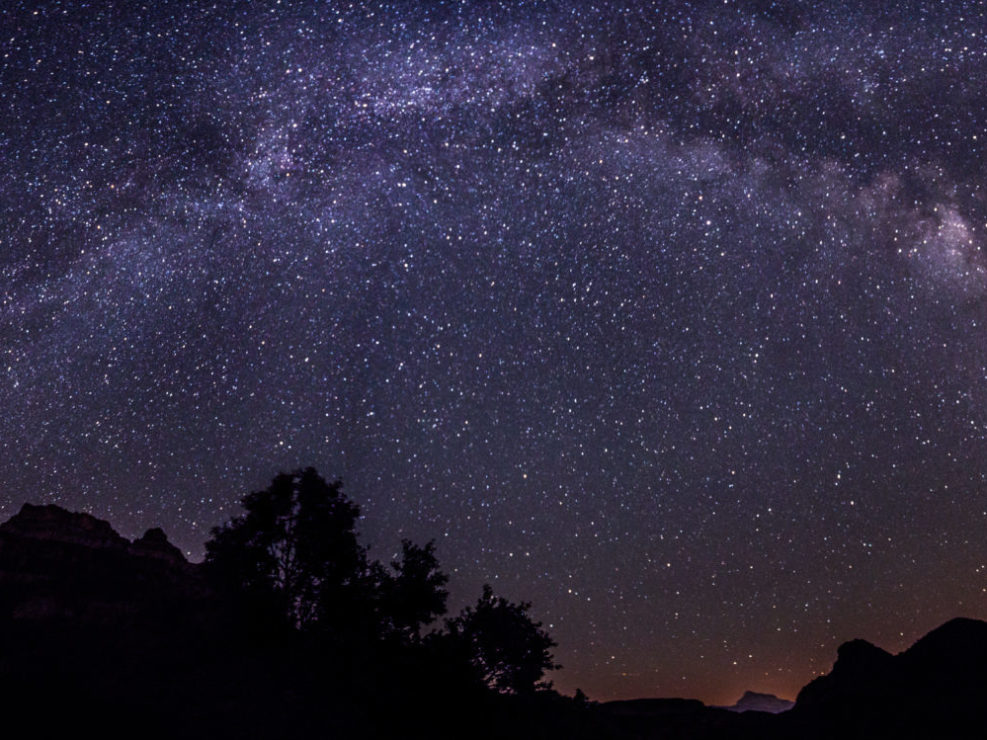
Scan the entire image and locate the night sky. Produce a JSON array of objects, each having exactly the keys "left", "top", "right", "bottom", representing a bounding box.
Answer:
[{"left": 3, "top": 0, "right": 987, "bottom": 705}]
